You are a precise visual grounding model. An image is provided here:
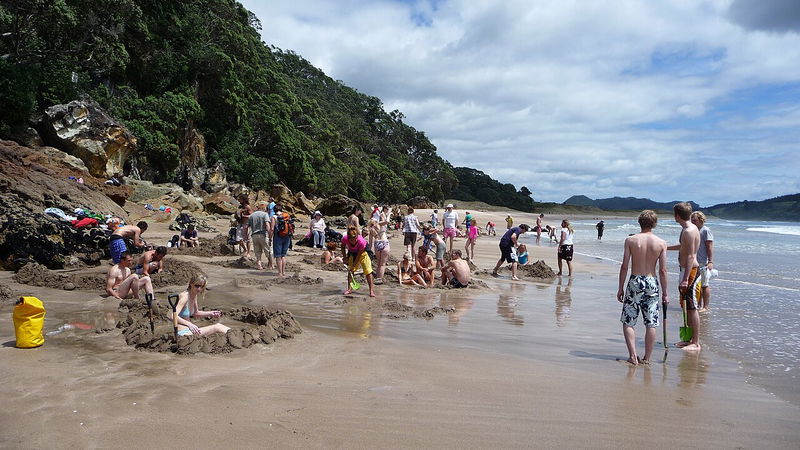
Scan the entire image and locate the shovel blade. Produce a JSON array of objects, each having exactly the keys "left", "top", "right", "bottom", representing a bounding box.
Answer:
[{"left": 680, "top": 326, "right": 693, "bottom": 342}]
